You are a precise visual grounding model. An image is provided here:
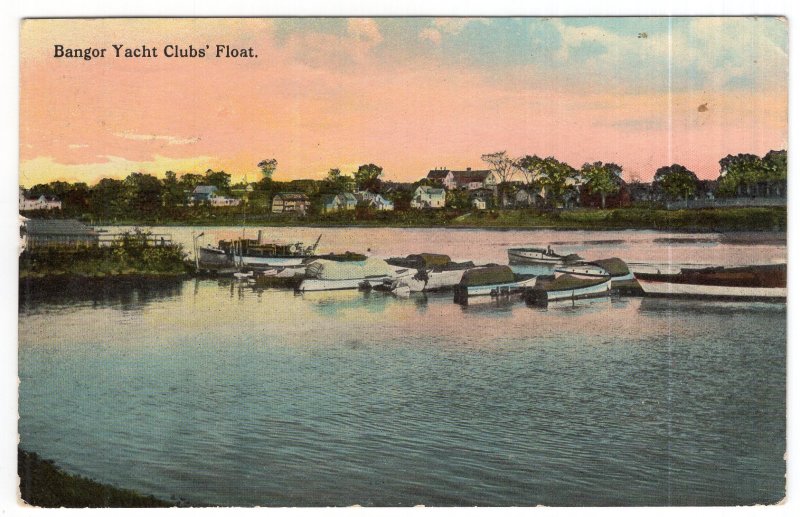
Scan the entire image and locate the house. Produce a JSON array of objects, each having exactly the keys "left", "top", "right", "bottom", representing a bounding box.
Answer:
[
  {"left": 22, "top": 218, "right": 99, "bottom": 249},
  {"left": 321, "top": 192, "right": 358, "bottom": 213},
  {"left": 513, "top": 188, "right": 541, "bottom": 208},
  {"left": 272, "top": 192, "right": 310, "bottom": 214},
  {"left": 19, "top": 189, "right": 62, "bottom": 211},
  {"left": 425, "top": 168, "right": 496, "bottom": 190},
  {"left": 355, "top": 191, "right": 394, "bottom": 211},
  {"left": 410, "top": 186, "right": 446, "bottom": 209},
  {"left": 190, "top": 185, "right": 241, "bottom": 207},
  {"left": 469, "top": 188, "right": 494, "bottom": 210}
]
